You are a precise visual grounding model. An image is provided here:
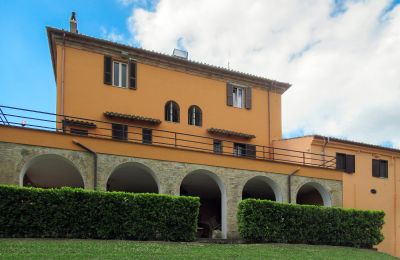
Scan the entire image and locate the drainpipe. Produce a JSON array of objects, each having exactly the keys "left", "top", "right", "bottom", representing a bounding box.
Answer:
[
  {"left": 73, "top": 140, "right": 97, "bottom": 190},
  {"left": 288, "top": 167, "right": 301, "bottom": 203},
  {"left": 61, "top": 32, "right": 66, "bottom": 132},
  {"left": 321, "top": 137, "right": 330, "bottom": 167}
]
